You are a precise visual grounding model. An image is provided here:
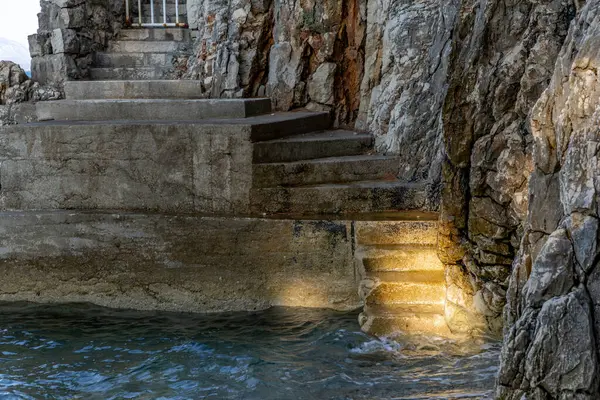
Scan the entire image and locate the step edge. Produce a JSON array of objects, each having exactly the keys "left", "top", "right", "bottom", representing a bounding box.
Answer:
[
  {"left": 255, "top": 131, "right": 373, "bottom": 144},
  {"left": 253, "top": 154, "right": 399, "bottom": 167}
]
